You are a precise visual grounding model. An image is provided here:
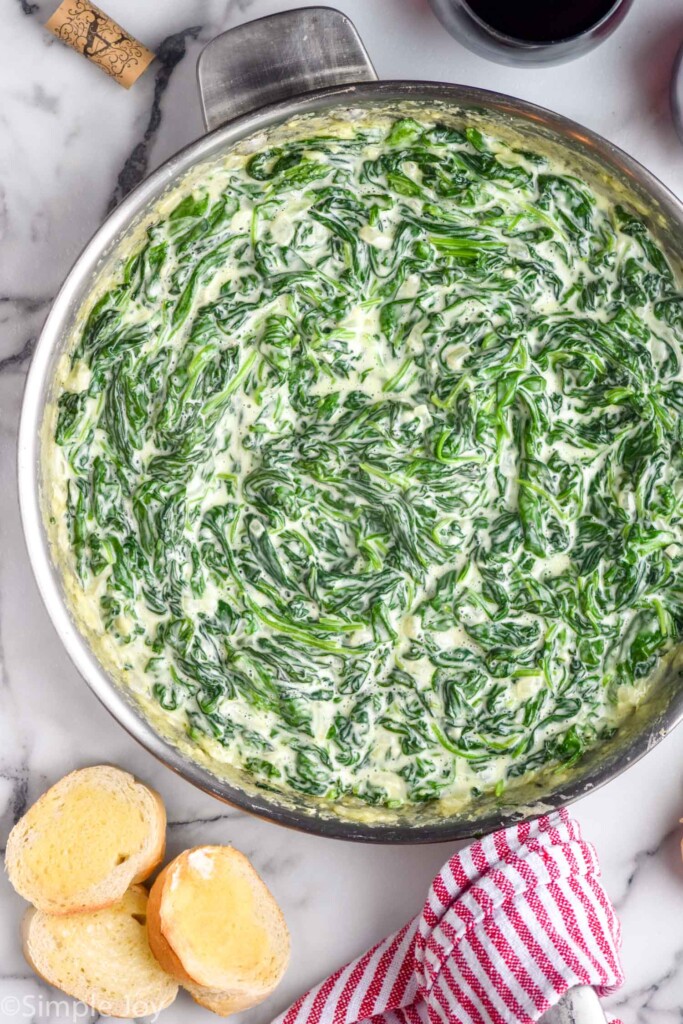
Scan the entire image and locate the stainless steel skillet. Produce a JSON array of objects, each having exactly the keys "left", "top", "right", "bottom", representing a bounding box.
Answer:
[{"left": 18, "top": 7, "right": 683, "bottom": 843}]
